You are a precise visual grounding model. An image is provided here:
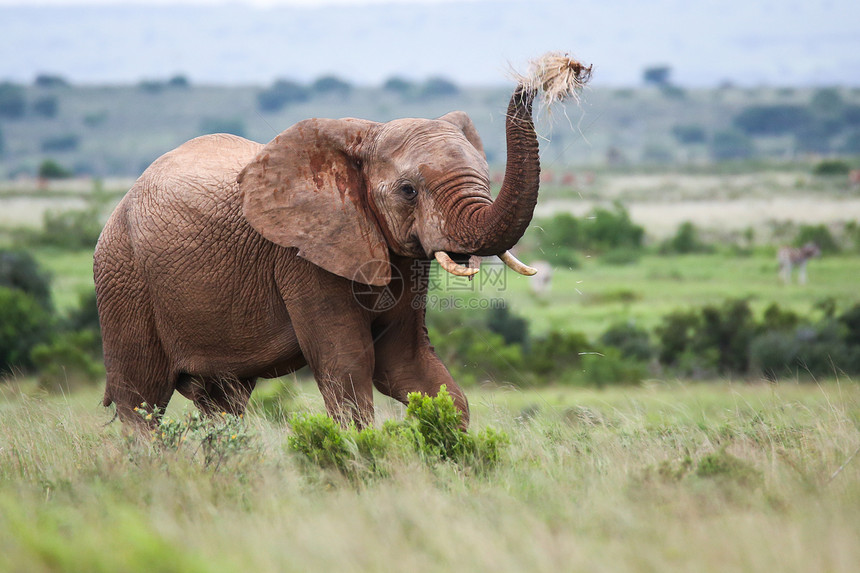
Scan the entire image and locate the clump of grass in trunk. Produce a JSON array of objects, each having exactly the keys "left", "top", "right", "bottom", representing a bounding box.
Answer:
[{"left": 287, "top": 386, "right": 509, "bottom": 481}]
